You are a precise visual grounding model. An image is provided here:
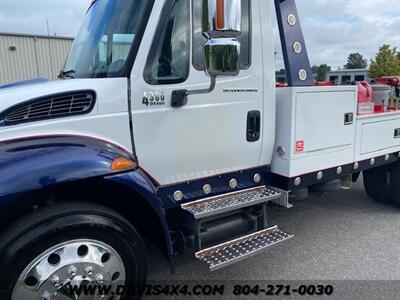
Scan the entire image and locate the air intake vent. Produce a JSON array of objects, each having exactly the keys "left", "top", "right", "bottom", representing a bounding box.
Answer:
[{"left": 1, "top": 90, "right": 96, "bottom": 125}]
